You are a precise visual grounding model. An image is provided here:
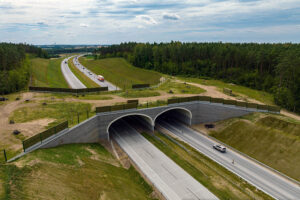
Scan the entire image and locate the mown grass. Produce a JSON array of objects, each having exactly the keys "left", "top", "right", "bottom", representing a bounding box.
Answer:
[
  {"left": 30, "top": 57, "right": 69, "bottom": 88},
  {"left": 40, "top": 92, "right": 113, "bottom": 100},
  {"left": 68, "top": 58, "right": 99, "bottom": 88},
  {"left": 158, "top": 80, "right": 206, "bottom": 94},
  {"left": 118, "top": 89, "right": 161, "bottom": 98},
  {"left": 181, "top": 77, "right": 274, "bottom": 105},
  {"left": 210, "top": 113, "right": 300, "bottom": 181},
  {"left": 142, "top": 132, "right": 272, "bottom": 200},
  {"left": 0, "top": 144, "right": 156, "bottom": 200},
  {"left": 79, "top": 57, "right": 162, "bottom": 89},
  {"left": 117, "top": 80, "right": 205, "bottom": 98},
  {"left": 9, "top": 102, "right": 93, "bottom": 128}
]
